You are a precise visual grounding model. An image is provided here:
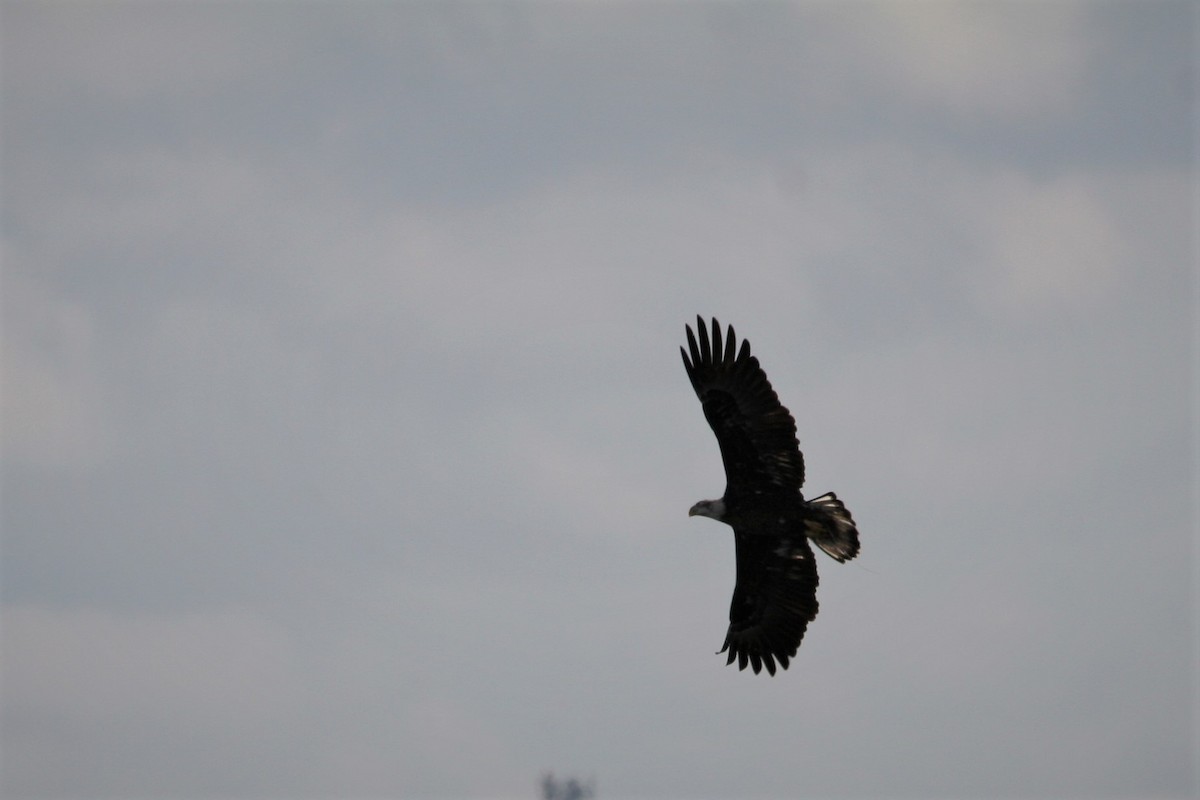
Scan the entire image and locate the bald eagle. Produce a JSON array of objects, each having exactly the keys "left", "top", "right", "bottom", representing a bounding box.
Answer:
[{"left": 681, "top": 317, "right": 859, "bottom": 675}]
